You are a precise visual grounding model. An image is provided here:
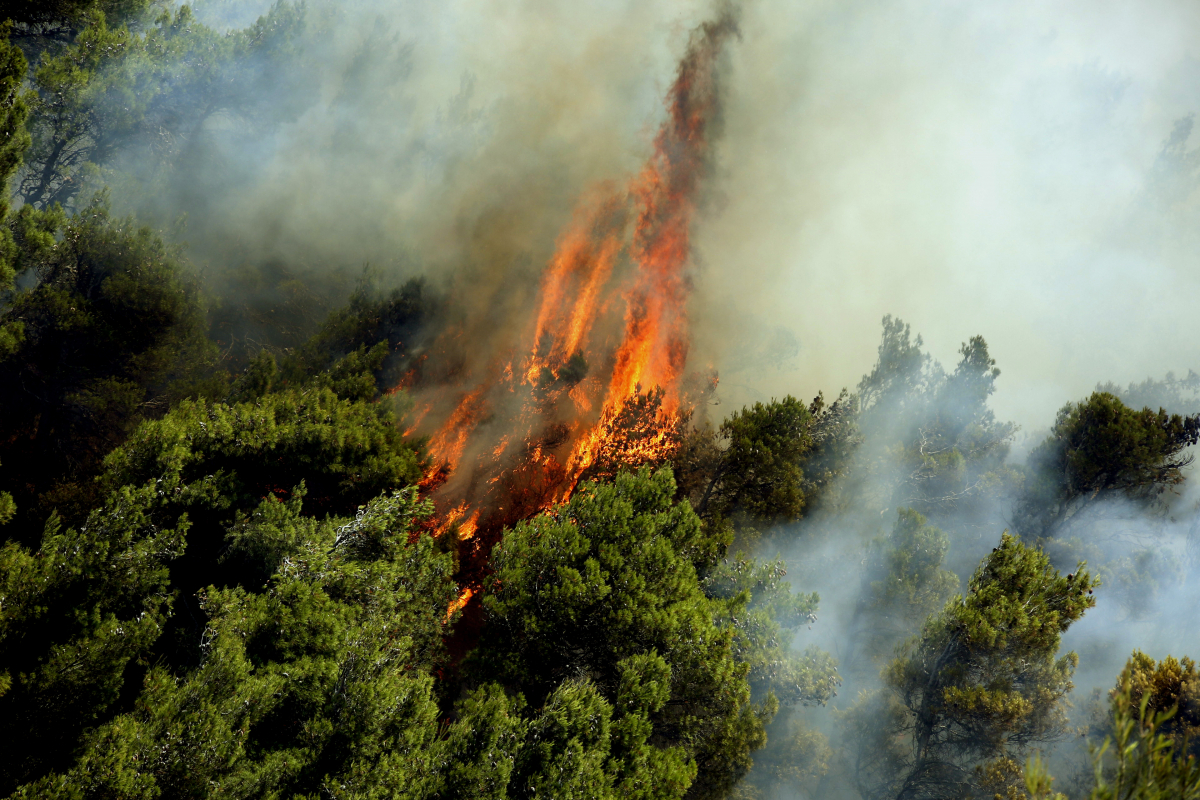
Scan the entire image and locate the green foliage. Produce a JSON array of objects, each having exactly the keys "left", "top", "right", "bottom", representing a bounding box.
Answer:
[
  {"left": 0, "top": 24, "right": 29, "bottom": 298},
  {"left": 1016, "top": 392, "right": 1200, "bottom": 539},
  {"left": 472, "top": 467, "right": 837, "bottom": 799},
  {"left": 99, "top": 386, "right": 425, "bottom": 605},
  {"left": 0, "top": 373, "right": 426, "bottom": 789},
  {"left": 1087, "top": 689, "right": 1200, "bottom": 800},
  {"left": 704, "top": 396, "right": 812, "bottom": 524},
  {"left": 7, "top": 486, "right": 466, "bottom": 799},
  {"left": 1111, "top": 651, "right": 1200, "bottom": 761},
  {"left": 0, "top": 199, "right": 217, "bottom": 535},
  {"left": 850, "top": 533, "right": 1096, "bottom": 800},
  {"left": 680, "top": 393, "right": 853, "bottom": 544},
  {"left": 797, "top": 389, "right": 862, "bottom": 513},
  {"left": 858, "top": 508, "right": 960, "bottom": 662},
  {"left": 282, "top": 275, "right": 435, "bottom": 390},
  {"left": 3, "top": 0, "right": 151, "bottom": 38},
  {"left": 0, "top": 494, "right": 184, "bottom": 791},
  {"left": 103, "top": 387, "right": 423, "bottom": 518},
  {"left": 220, "top": 274, "right": 436, "bottom": 403},
  {"left": 858, "top": 315, "right": 935, "bottom": 418},
  {"left": 703, "top": 554, "right": 839, "bottom": 709},
  {"left": 1022, "top": 681, "right": 1200, "bottom": 800},
  {"left": 18, "top": 3, "right": 304, "bottom": 210},
  {"left": 205, "top": 258, "right": 353, "bottom": 367}
]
